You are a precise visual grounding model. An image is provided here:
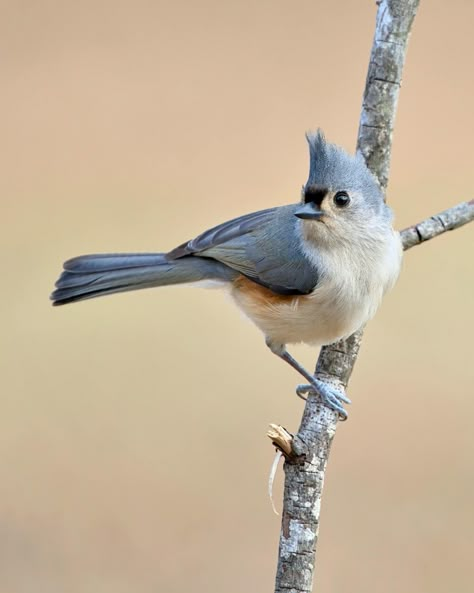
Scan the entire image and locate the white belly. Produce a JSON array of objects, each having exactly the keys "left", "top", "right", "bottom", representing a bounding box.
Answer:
[
  {"left": 231, "top": 230, "right": 402, "bottom": 346},
  {"left": 231, "top": 280, "right": 377, "bottom": 346}
]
